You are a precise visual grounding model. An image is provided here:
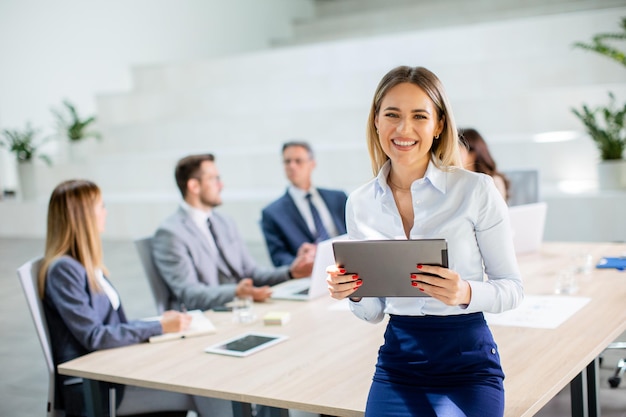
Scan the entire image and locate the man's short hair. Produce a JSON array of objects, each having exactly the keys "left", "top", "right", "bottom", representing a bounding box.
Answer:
[
  {"left": 282, "top": 141, "right": 315, "bottom": 160},
  {"left": 175, "top": 153, "right": 215, "bottom": 198}
]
